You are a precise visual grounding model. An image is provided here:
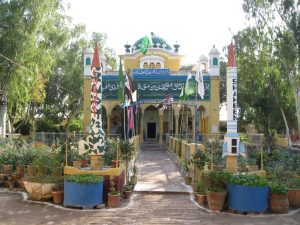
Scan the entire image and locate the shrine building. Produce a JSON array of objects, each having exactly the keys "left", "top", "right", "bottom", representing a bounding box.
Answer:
[{"left": 82, "top": 33, "right": 220, "bottom": 143}]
